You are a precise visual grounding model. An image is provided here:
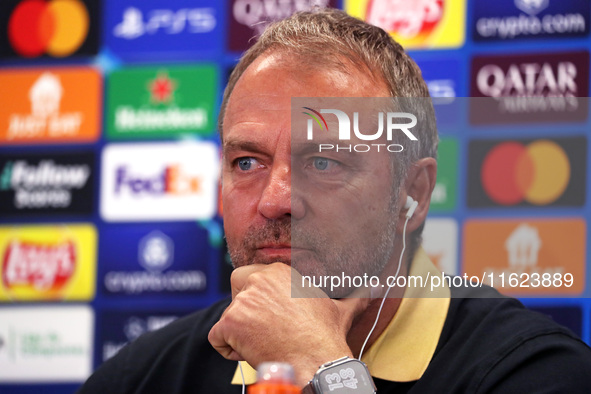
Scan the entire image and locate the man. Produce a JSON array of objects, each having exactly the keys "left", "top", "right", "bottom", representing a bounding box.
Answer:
[{"left": 79, "top": 8, "right": 591, "bottom": 393}]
